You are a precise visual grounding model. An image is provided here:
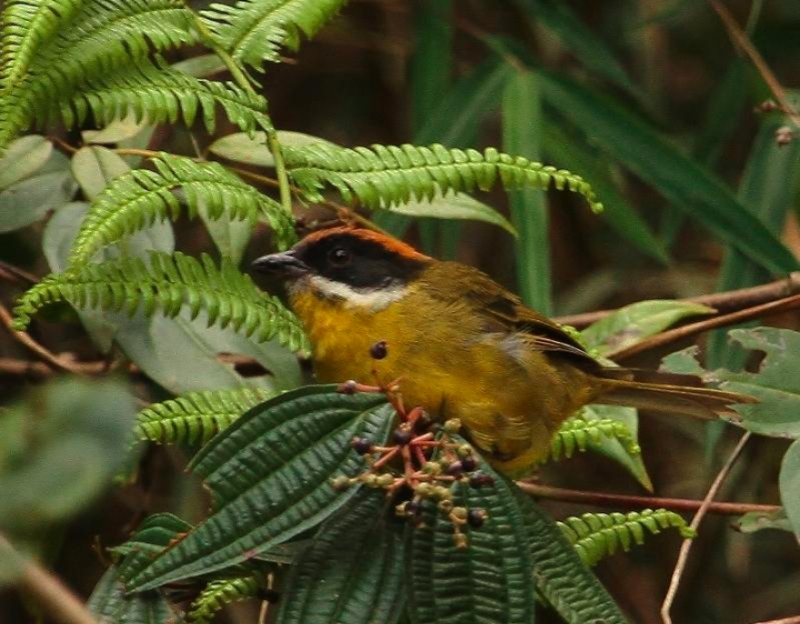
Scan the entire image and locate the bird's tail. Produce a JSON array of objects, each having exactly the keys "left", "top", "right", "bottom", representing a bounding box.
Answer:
[{"left": 593, "top": 368, "right": 755, "bottom": 420}]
